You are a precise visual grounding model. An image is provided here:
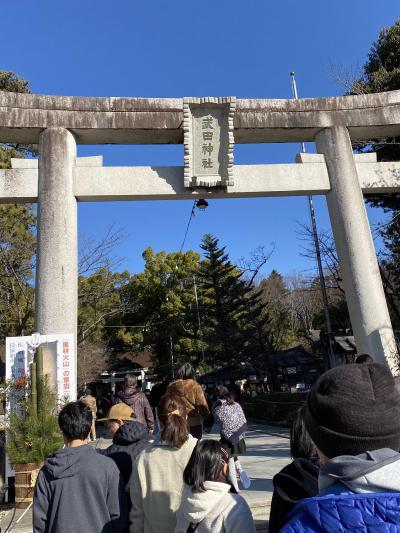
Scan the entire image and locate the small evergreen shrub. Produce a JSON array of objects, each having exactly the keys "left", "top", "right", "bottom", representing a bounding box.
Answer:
[{"left": 6, "top": 377, "right": 63, "bottom": 466}]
